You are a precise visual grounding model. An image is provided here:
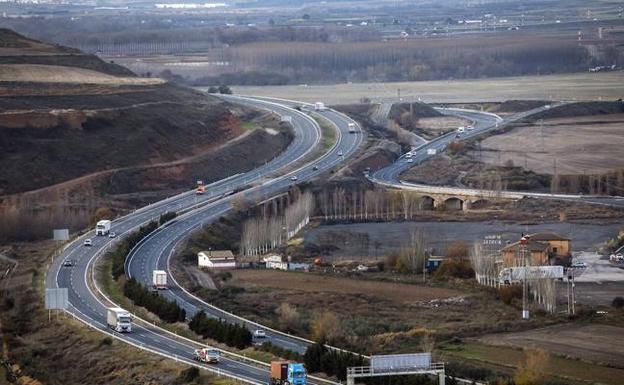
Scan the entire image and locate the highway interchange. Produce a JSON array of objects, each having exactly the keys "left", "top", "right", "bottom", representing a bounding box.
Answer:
[{"left": 46, "top": 95, "right": 624, "bottom": 384}]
